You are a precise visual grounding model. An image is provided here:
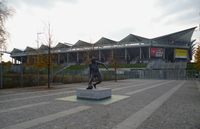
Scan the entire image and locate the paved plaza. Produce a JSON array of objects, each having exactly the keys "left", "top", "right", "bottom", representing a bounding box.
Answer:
[{"left": 0, "top": 79, "right": 200, "bottom": 129}]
